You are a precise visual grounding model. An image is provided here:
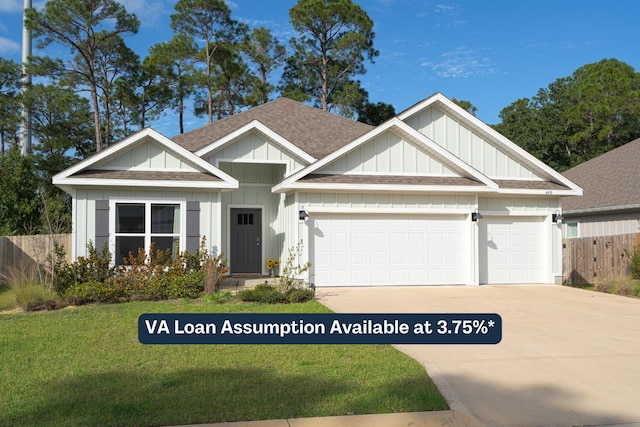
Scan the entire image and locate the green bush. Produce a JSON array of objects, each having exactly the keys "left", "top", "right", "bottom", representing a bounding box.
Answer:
[
  {"left": 53, "top": 241, "right": 113, "bottom": 295},
  {"left": 66, "top": 279, "right": 127, "bottom": 304},
  {"left": 56, "top": 238, "right": 222, "bottom": 305},
  {"left": 155, "top": 270, "right": 205, "bottom": 299},
  {"left": 627, "top": 245, "right": 640, "bottom": 279},
  {"left": 286, "top": 288, "right": 315, "bottom": 303},
  {"left": 238, "top": 284, "right": 288, "bottom": 304},
  {"left": 238, "top": 284, "right": 314, "bottom": 304}
]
